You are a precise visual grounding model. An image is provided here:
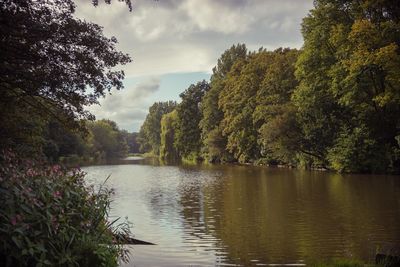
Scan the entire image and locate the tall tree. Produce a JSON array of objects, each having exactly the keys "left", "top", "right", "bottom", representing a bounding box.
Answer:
[
  {"left": 255, "top": 48, "right": 299, "bottom": 164},
  {"left": 292, "top": 0, "right": 351, "bottom": 168},
  {"left": 294, "top": 0, "right": 400, "bottom": 172},
  {"left": 176, "top": 81, "right": 210, "bottom": 159},
  {"left": 138, "top": 101, "right": 177, "bottom": 154},
  {"left": 200, "top": 44, "right": 247, "bottom": 162},
  {"left": 159, "top": 110, "right": 179, "bottom": 162},
  {"left": 0, "top": 0, "right": 131, "bottom": 153},
  {"left": 219, "top": 50, "right": 276, "bottom": 163}
]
